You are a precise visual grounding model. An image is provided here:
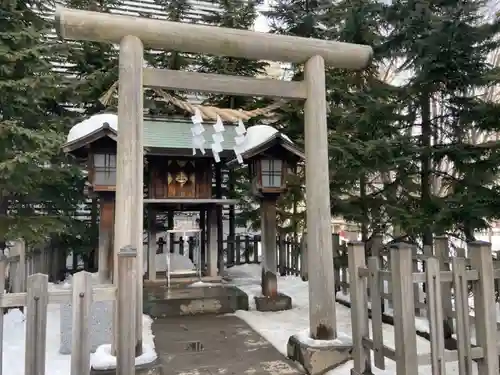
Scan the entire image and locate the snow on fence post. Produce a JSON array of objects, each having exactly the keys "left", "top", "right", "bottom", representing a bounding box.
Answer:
[
  {"left": 348, "top": 242, "right": 370, "bottom": 374},
  {"left": 0, "top": 254, "right": 5, "bottom": 375},
  {"left": 390, "top": 243, "right": 417, "bottom": 375},
  {"left": 25, "top": 273, "right": 49, "bottom": 375},
  {"left": 71, "top": 271, "right": 93, "bottom": 375},
  {"left": 468, "top": 241, "right": 498, "bottom": 375},
  {"left": 425, "top": 257, "right": 445, "bottom": 375},
  {"left": 434, "top": 236, "right": 453, "bottom": 338},
  {"left": 117, "top": 245, "right": 137, "bottom": 375}
]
